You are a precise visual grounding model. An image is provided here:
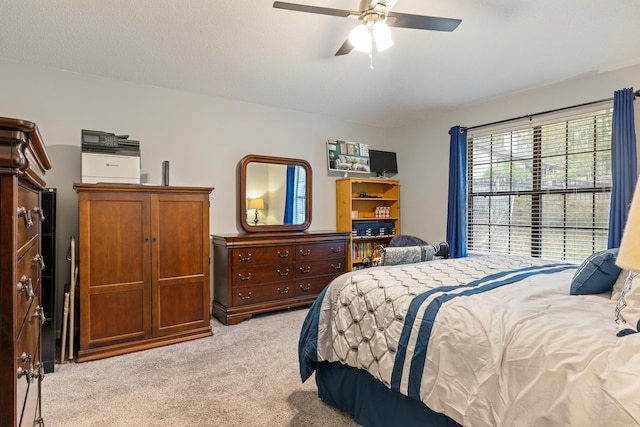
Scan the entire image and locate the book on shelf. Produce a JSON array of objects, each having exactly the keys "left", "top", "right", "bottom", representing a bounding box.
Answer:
[{"left": 351, "top": 241, "right": 388, "bottom": 267}]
